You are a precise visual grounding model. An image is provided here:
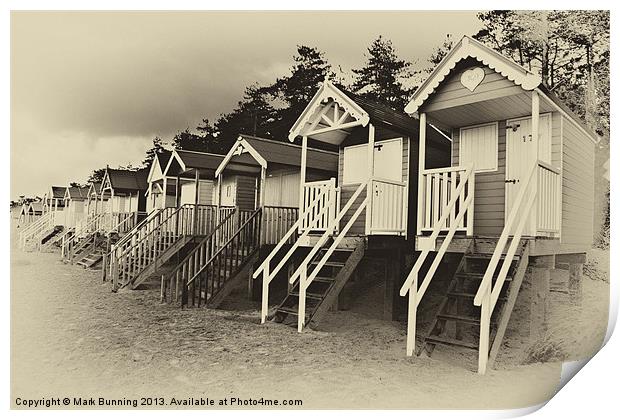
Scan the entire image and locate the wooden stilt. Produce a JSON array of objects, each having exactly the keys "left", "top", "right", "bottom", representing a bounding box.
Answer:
[{"left": 406, "top": 273, "right": 418, "bottom": 356}]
